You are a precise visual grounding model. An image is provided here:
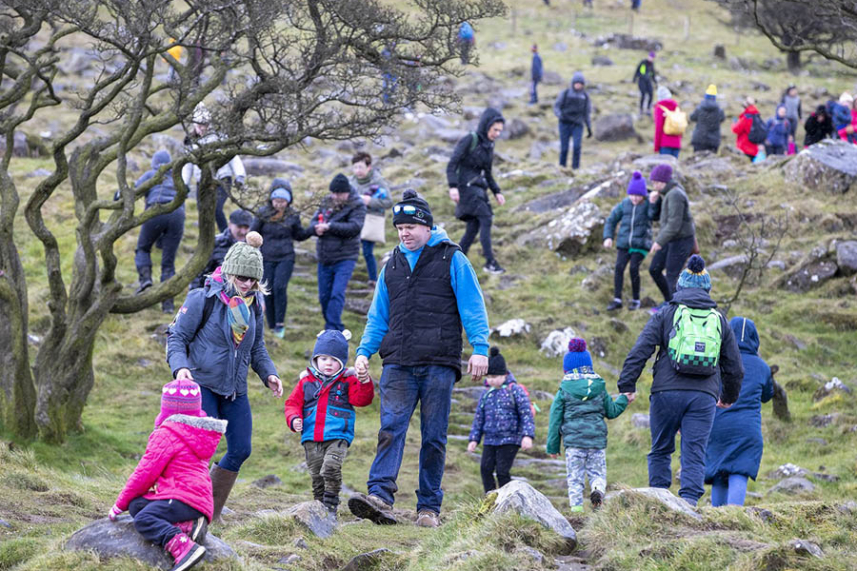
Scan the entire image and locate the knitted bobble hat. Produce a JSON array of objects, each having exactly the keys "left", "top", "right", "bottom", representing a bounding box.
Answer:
[
  {"left": 563, "top": 337, "right": 593, "bottom": 373},
  {"left": 487, "top": 346, "right": 508, "bottom": 376},
  {"left": 155, "top": 379, "right": 205, "bottom": 427},
  {"left": 627, "top": 171, "right": 647, "bottom": 196},
  {"left": 676, "top": 254, "right": 712, "bottom": 292},
  {"left": 393, "top": 189, "right": 433, "bottom": 227},
  {"left": 329, "top": 173, "right": 352, "bottom": 194},
  {"left": 222, "top": 231, "right": 264, "bottom": 281},
  {"left": 650, "top": 163, "right": 673, "bottom": 183}
]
